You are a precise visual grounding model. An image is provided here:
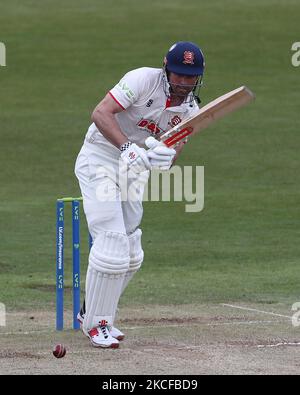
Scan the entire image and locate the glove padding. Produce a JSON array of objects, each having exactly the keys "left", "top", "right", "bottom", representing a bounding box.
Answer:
[
  {"left": 145, "top": 137, "right": 176, "bottom": 171},
  {"left": 120, "top": 143, "right": 152, "bottom": 174}
]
